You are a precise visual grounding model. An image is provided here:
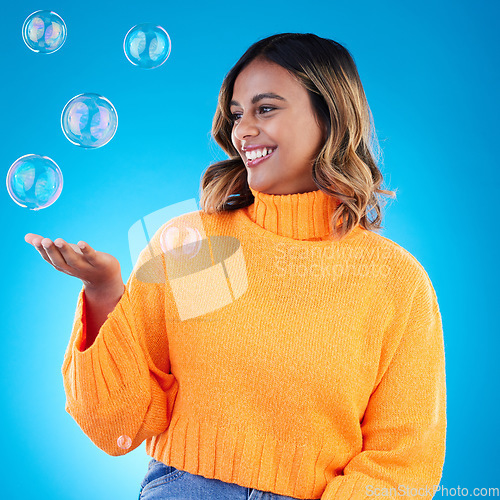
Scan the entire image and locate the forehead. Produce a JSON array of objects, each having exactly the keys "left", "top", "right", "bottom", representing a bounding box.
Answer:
[{"left": 231, "top": 59, "right": 303, "bottom": 102}]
